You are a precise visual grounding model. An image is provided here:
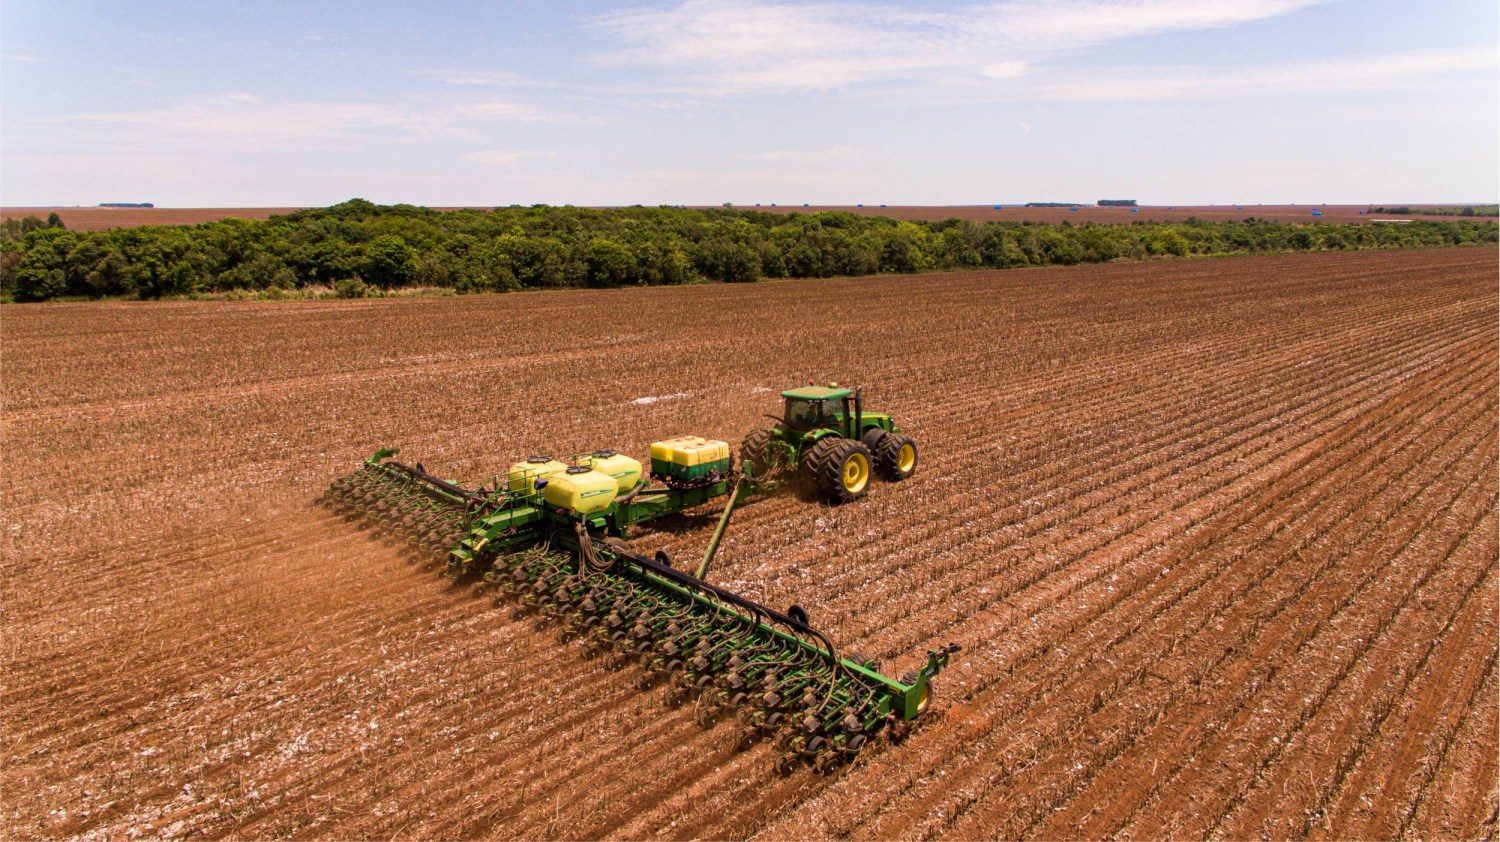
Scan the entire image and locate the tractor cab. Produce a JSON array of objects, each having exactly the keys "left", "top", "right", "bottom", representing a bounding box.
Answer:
[
  {"left": 778, "top": 383, "right": 901, "bottom": 444},
  {"left": 781, "top": 385, "right": 852, "bottom": 433}
]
